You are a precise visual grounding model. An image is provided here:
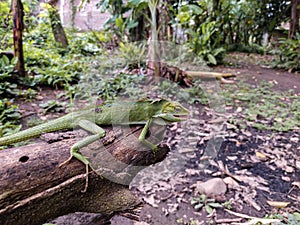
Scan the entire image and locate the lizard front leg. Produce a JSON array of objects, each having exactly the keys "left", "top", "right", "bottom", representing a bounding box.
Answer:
[
  {"left": 138, "top": 118, "right": 158, "bottom": 152},
  {"left": 59, "top": 119, "right": 106, "bottom": 192}
]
